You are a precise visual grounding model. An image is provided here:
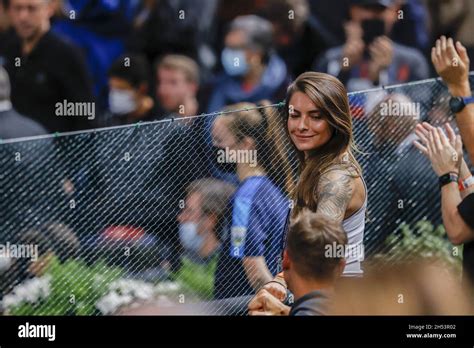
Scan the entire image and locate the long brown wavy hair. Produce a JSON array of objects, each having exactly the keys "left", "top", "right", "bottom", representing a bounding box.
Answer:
[{"left": 284, "top": 72, "right": 362, "bottom": 214}]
